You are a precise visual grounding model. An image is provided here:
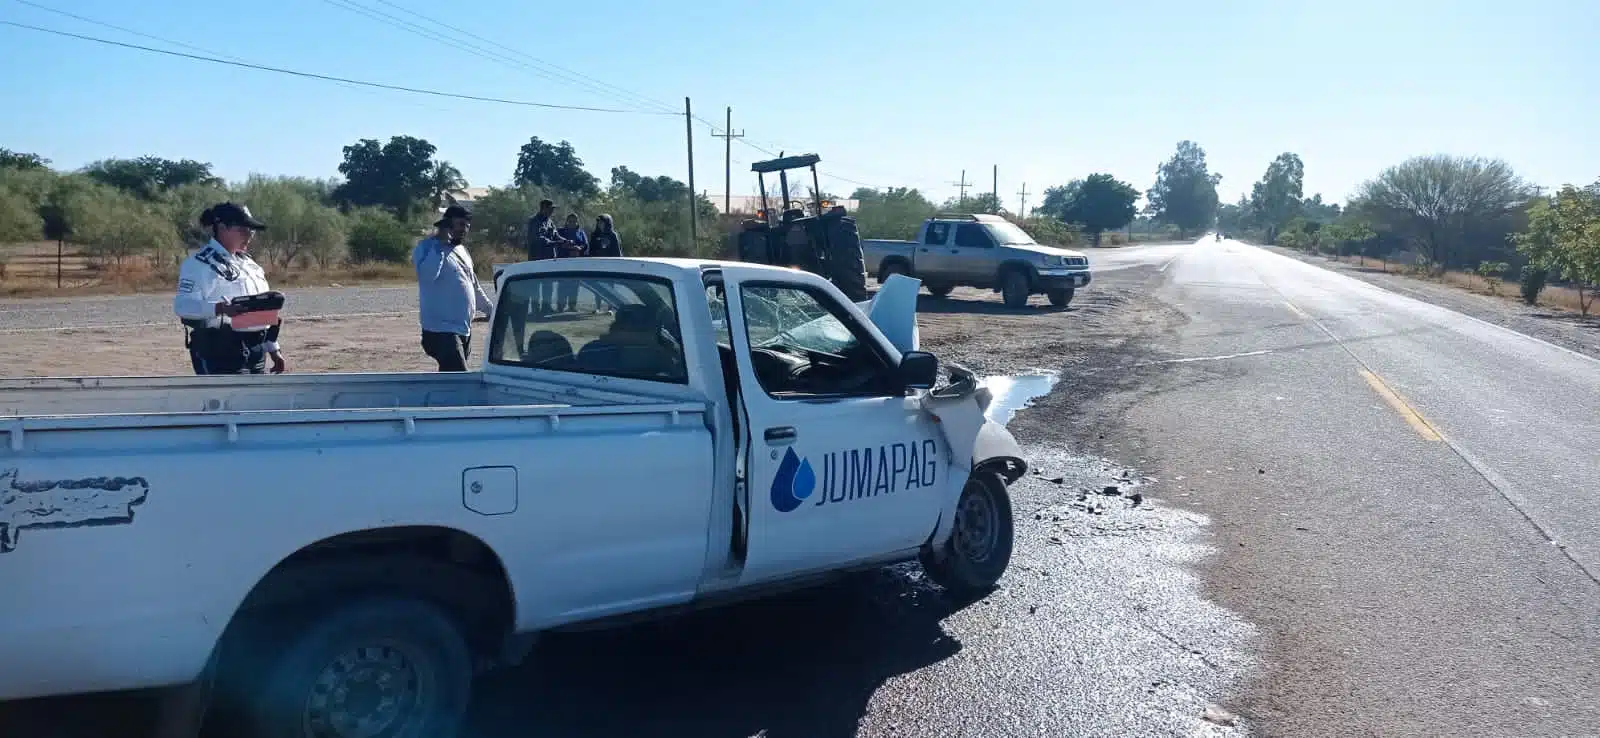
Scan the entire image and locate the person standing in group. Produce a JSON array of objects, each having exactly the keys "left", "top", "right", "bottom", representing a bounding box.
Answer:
[
  {"left": 174, "top": 202, "right": 288, "bottom": 375},
  {"left": 554, "top": 212, "right": 589, "bottom": 312},
  {"left": 413, "top": 205, "right": 493, "bottom": 372},
  {"left": 587, "top": 213, "right": 623, "bottom": 312},
  {"left": 525, "top": 198, "right": 574, "bottom": 314}
]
